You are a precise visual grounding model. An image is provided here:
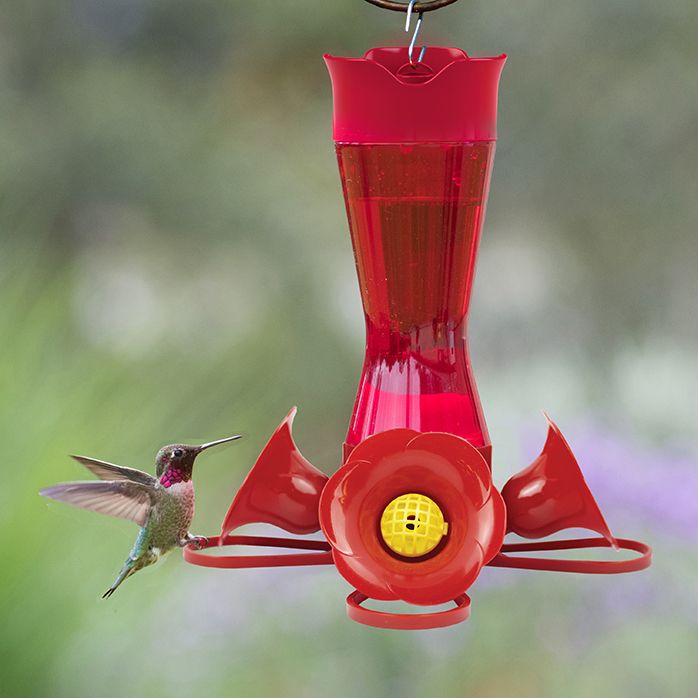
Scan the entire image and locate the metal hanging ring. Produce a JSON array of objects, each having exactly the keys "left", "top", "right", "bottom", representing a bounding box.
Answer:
[{"left": 363, "top": 0, "right": 459, "bottom": 13}]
